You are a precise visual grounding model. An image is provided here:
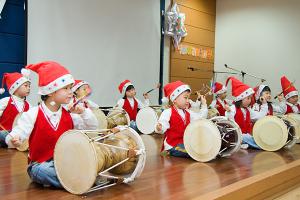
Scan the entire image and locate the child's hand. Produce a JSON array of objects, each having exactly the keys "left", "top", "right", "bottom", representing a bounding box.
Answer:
[
  {"left": 224, "top": 104, "right": 231, "bottom": 112},
  {"left": 11, "top": 135, "right": 22, "bottom": 147},
  {"left": 277, "top": 94, "right": 284, "bottom": 102},
  {"left": 156, "top": 123, "right": 162, "bottom": 132},
  {"left": 196, "top": 91, "right": 201, "bottom": 100},
  {"left": 260, "top": 96, "right": 267, "bottom": 104},
  {"left": 111, "top": 127, "right": 120, "bottom": 133},
  {"left": 69, "top": 105, "right": 85, "bottom": 114},
  {"left": 143, "top": 93, "right": 149, "bottom": 99},
  {"left": 199, "top": 95, "right": 207, "bottom": 105}
]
